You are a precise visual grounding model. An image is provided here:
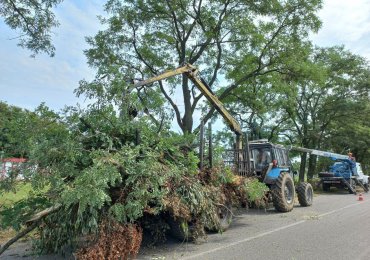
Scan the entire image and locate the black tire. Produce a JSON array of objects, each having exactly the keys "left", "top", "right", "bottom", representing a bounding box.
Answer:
[
  {"left": 209, "top": 200, "right": 233, "bottom": 232},
  {"left": 322, "top": 183, "right": 330, "bottom": 192},
  {"left": 297, "top": 182, "right": 313, "bottom": 207},
  {"left": 271, "top": 172, "right": 295, "bottom": 212}
]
